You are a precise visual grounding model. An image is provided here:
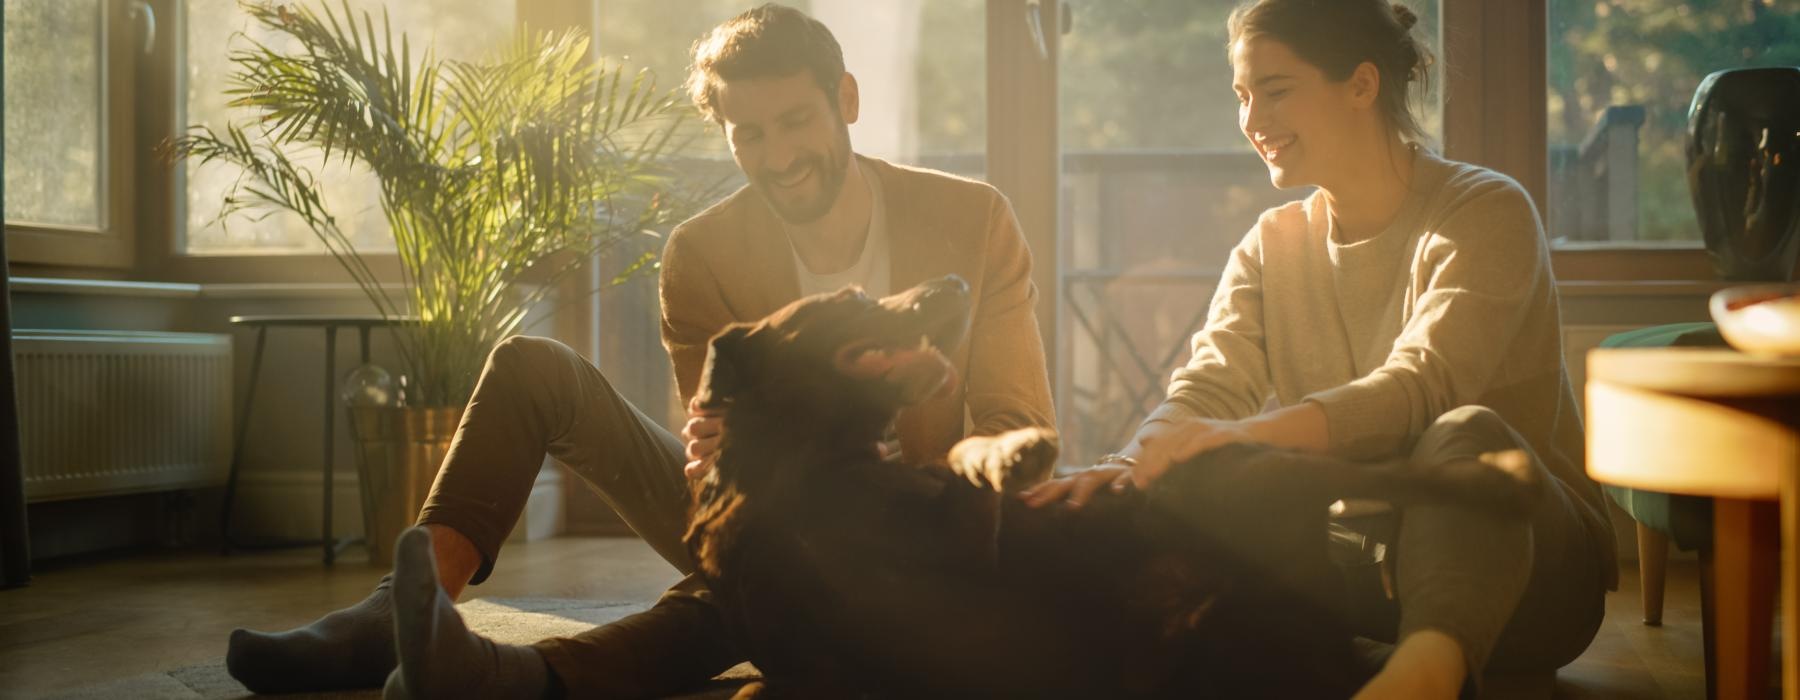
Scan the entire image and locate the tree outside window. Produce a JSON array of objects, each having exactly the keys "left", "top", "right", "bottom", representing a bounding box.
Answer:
[{"left": 1546, "top": 0, "right": 1800, "bottom": 246}]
